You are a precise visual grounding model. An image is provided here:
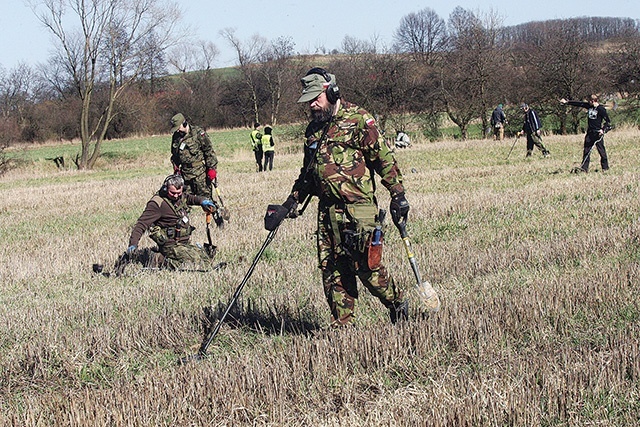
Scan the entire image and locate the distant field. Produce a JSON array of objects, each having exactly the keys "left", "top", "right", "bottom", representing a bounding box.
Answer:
[{"left": 1, "top": 127, "right": 639, "bottom": 426}]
